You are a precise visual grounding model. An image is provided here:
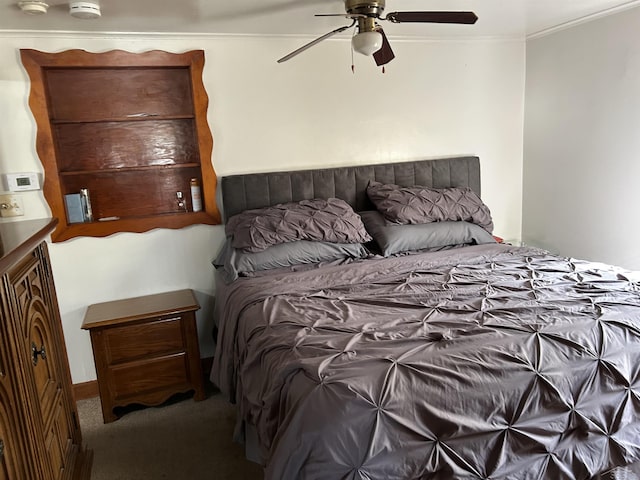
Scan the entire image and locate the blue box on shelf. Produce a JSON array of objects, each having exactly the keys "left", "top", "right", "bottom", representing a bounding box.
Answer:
[{"left": 64, "top": 193, "right": 85, "bottom": 223}]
